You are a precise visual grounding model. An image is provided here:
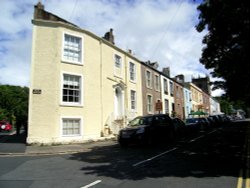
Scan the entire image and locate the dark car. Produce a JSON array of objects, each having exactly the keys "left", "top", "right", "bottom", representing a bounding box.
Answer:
[
  {"left": 118, "top": 114, "right": 175, "bottom": 147},
  {"left": 0, "top": 121, "right": 12, "bottom": 132},
  {"left": 209, "top": 115, "right": 226, "bottom": 126},
  {"left": 185, "top": 118, "right": 205, "bottom": 132},
  {"left": 172, "top": 118, "right": 186, "bottom": 138}
]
